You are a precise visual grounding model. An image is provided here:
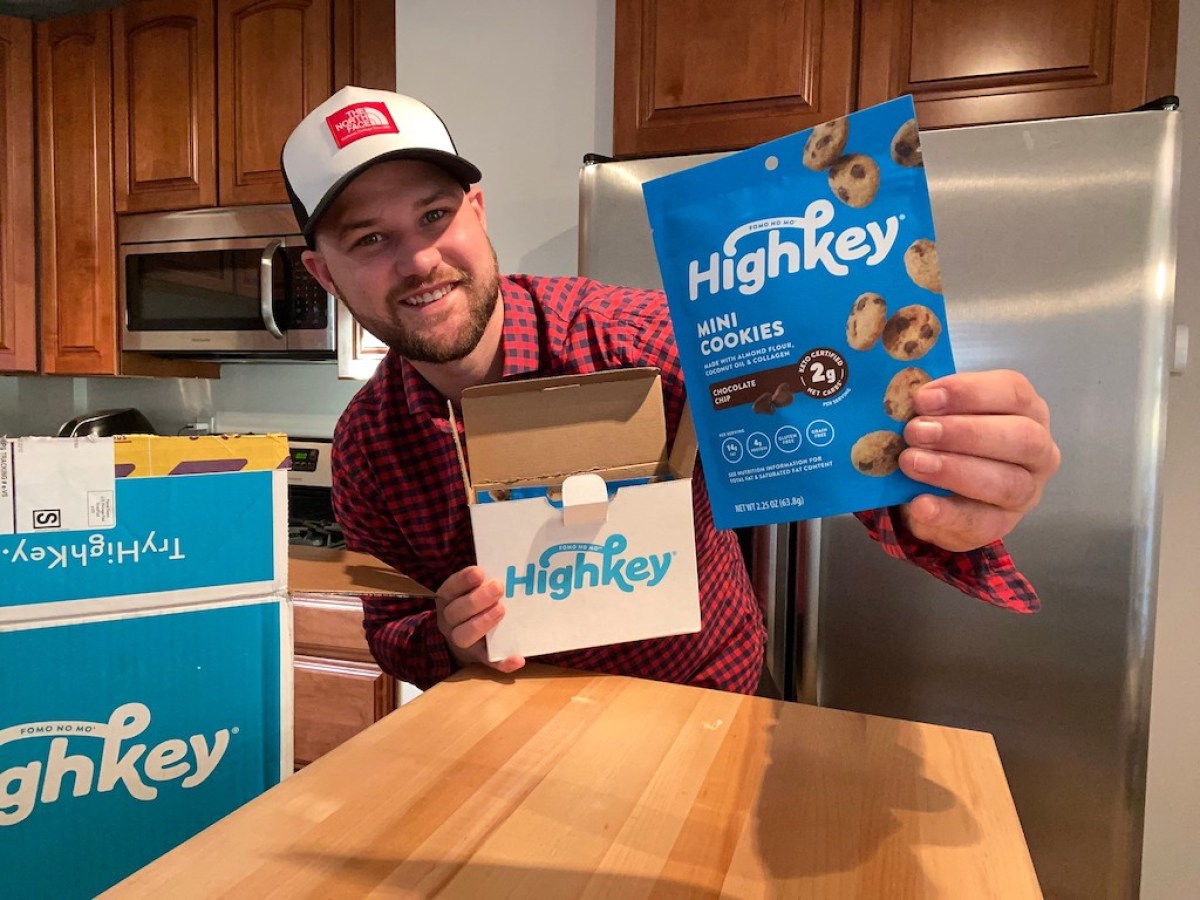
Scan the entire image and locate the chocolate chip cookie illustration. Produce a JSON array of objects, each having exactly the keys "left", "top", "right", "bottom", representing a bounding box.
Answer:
[
  {"left": 771, "top": 382, "right": 794, "bottom": 408},
  {"left": 882, "top": 305, "right": 942, "bottom": 362},
  {"left": 904, "top": 238, "right": 942, "bottom": 293},
  {"left": 846, "top": 292, "right": 887, "bottom": 351},
  {"left": 890, "top": 118, "right": 923, "bottom": 167},
  {"left": 828, "top": 154, "right": 880, "bottom": 208},
  {"left": 851, "top": 431, "right": 905, "bottom": 477},
  {"left": 883, "top": 367, "right": 932, "bottom": 421},
  {"left": 803, "top": 118, "right": 848, "bottom": 171}
]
